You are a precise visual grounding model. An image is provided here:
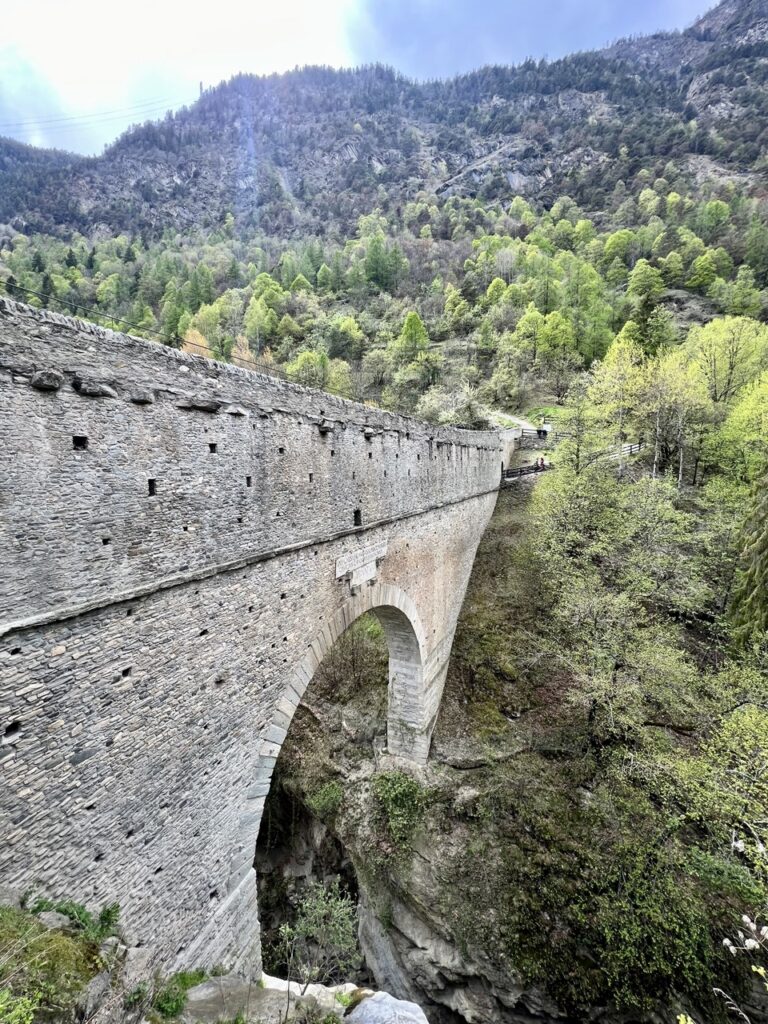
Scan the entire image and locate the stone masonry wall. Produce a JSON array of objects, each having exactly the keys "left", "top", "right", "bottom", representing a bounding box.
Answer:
[
  {"left": 0, "top": 299, "right": 500, "bottom": 630},
  {"left": 0, "top": 300, "right": 501, "bottom": 975}
]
